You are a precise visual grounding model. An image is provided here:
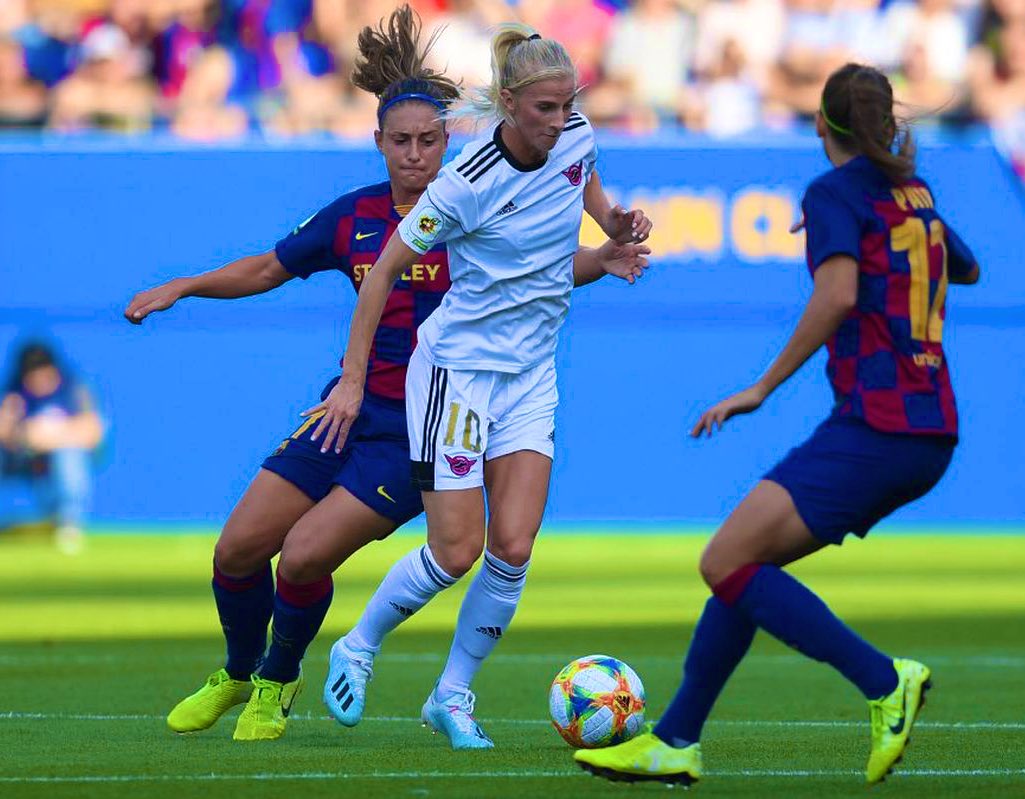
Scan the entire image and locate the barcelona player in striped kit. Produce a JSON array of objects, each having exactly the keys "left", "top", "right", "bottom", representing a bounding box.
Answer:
[
  {"left": 125, "top": 7, "right": 648, "bottom": 743},
  {"left": 577, "top": 63, "right": 979, "bottom": 786}
]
